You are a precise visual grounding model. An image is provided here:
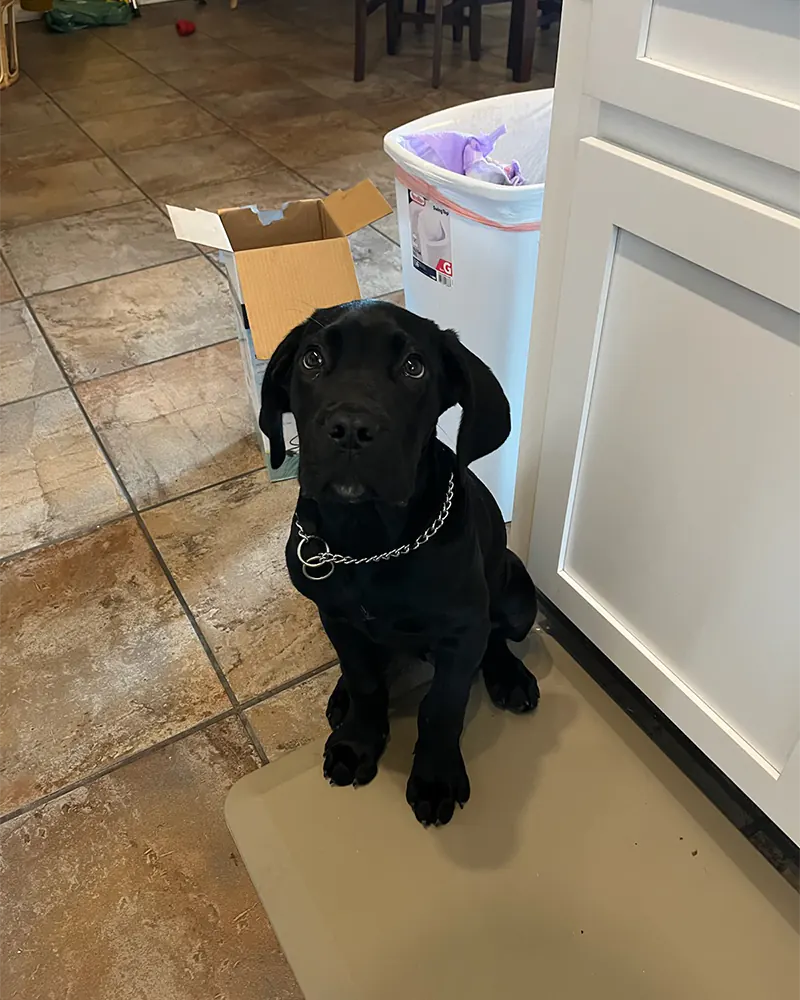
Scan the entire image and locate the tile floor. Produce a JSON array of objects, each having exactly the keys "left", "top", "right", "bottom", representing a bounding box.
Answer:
[{"left": 0, "top": 2, "right": 555, "bottom": 996}]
